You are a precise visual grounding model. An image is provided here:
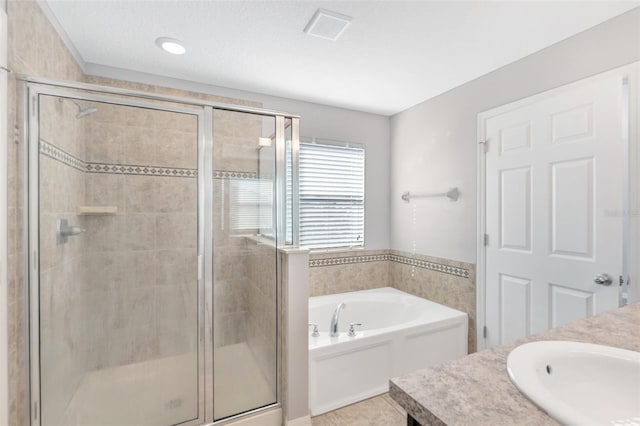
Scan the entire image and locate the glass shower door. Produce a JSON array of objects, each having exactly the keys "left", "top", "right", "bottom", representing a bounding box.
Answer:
[
  {"left": 211, "top": 110, "right": 279, "bottom": 420},
  {"left": 34, "top": 92, "right": 202, "bottom": 426}
]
